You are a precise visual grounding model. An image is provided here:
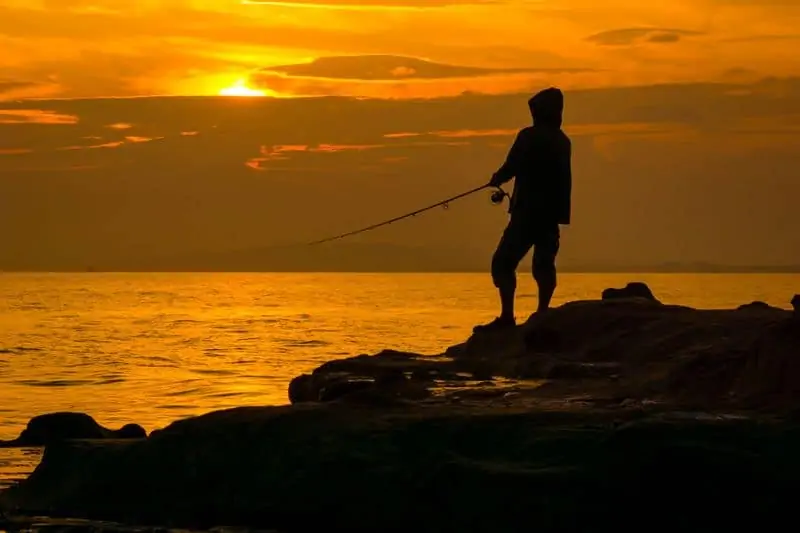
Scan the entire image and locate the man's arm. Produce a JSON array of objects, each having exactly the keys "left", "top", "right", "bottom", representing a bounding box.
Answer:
[{"left": 489, "top": 130, "right": 525, "bottom": 187}]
